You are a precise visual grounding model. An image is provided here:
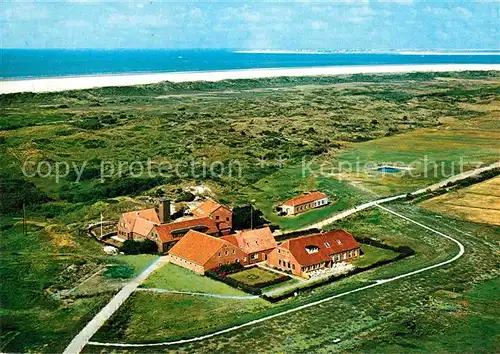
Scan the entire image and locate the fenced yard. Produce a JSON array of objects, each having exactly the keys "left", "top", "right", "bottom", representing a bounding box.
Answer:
[{"left": 228, "top": 267, "right": 287, "bottom": 287}]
